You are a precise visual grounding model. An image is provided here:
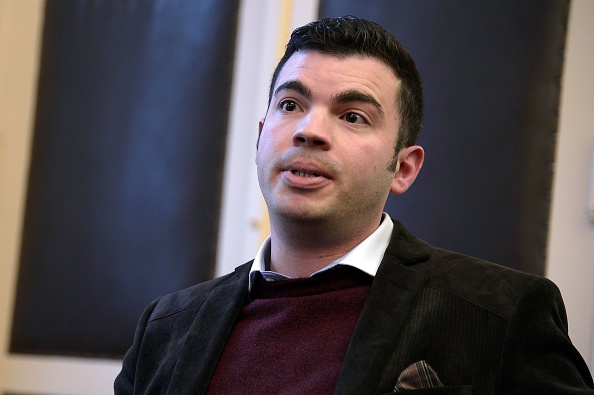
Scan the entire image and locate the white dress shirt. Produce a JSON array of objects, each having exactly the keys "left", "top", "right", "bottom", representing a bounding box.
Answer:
[{"left": 249, "top": 213, "right": 394, "bottom": 289}]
